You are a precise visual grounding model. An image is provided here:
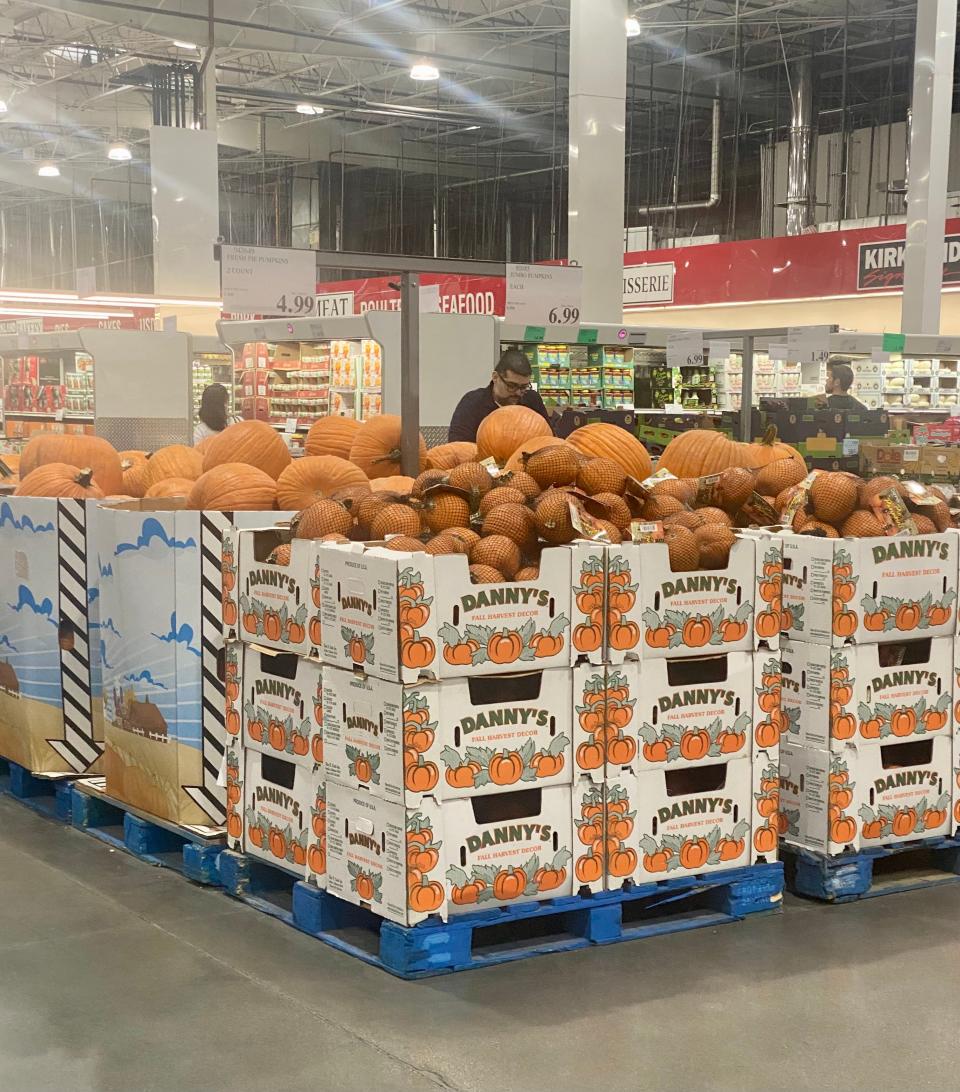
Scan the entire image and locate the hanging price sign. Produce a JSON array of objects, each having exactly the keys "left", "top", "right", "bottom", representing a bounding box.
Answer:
[
  {"left": 505, "top": 264, "right": 583, "bottom": 327},
  {"left": 220, "top": 245, "right": 318, "bottom": 317},
  {"left": 666, "top": 330, "right": 705, "bottom": 368},
  {"left": 787, "top": 325, "right": 831, "bottom": 364}
]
